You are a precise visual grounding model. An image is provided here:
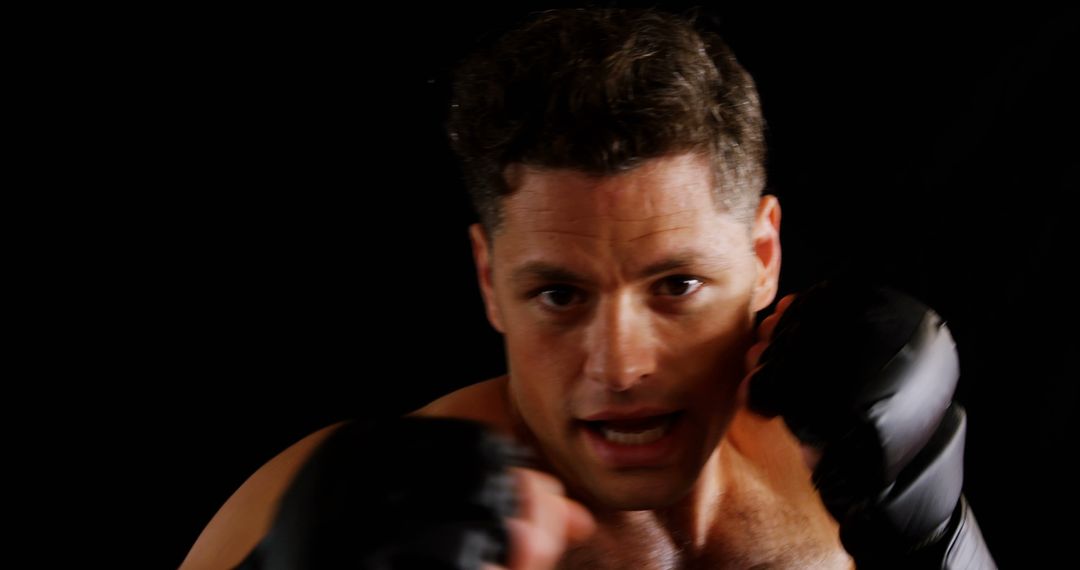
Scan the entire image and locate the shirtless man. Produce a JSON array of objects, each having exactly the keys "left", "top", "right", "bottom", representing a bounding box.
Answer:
[{"left": 183, "top": 9, "right": 992, "bottom": 569}]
